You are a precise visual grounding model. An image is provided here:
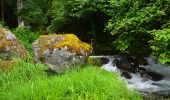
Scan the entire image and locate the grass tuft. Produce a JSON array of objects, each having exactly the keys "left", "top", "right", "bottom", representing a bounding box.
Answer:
[{"left": 0, "top": 60, "right": 141, "bottom": 100}]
